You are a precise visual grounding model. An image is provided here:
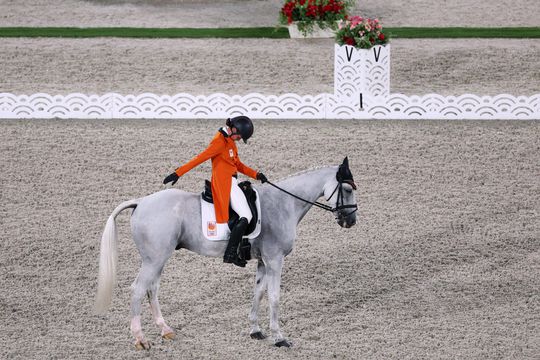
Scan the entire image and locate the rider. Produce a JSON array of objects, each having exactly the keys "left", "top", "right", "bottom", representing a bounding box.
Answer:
[{"left": 163, "top": 116, "right": 267, "bottom": 267}]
